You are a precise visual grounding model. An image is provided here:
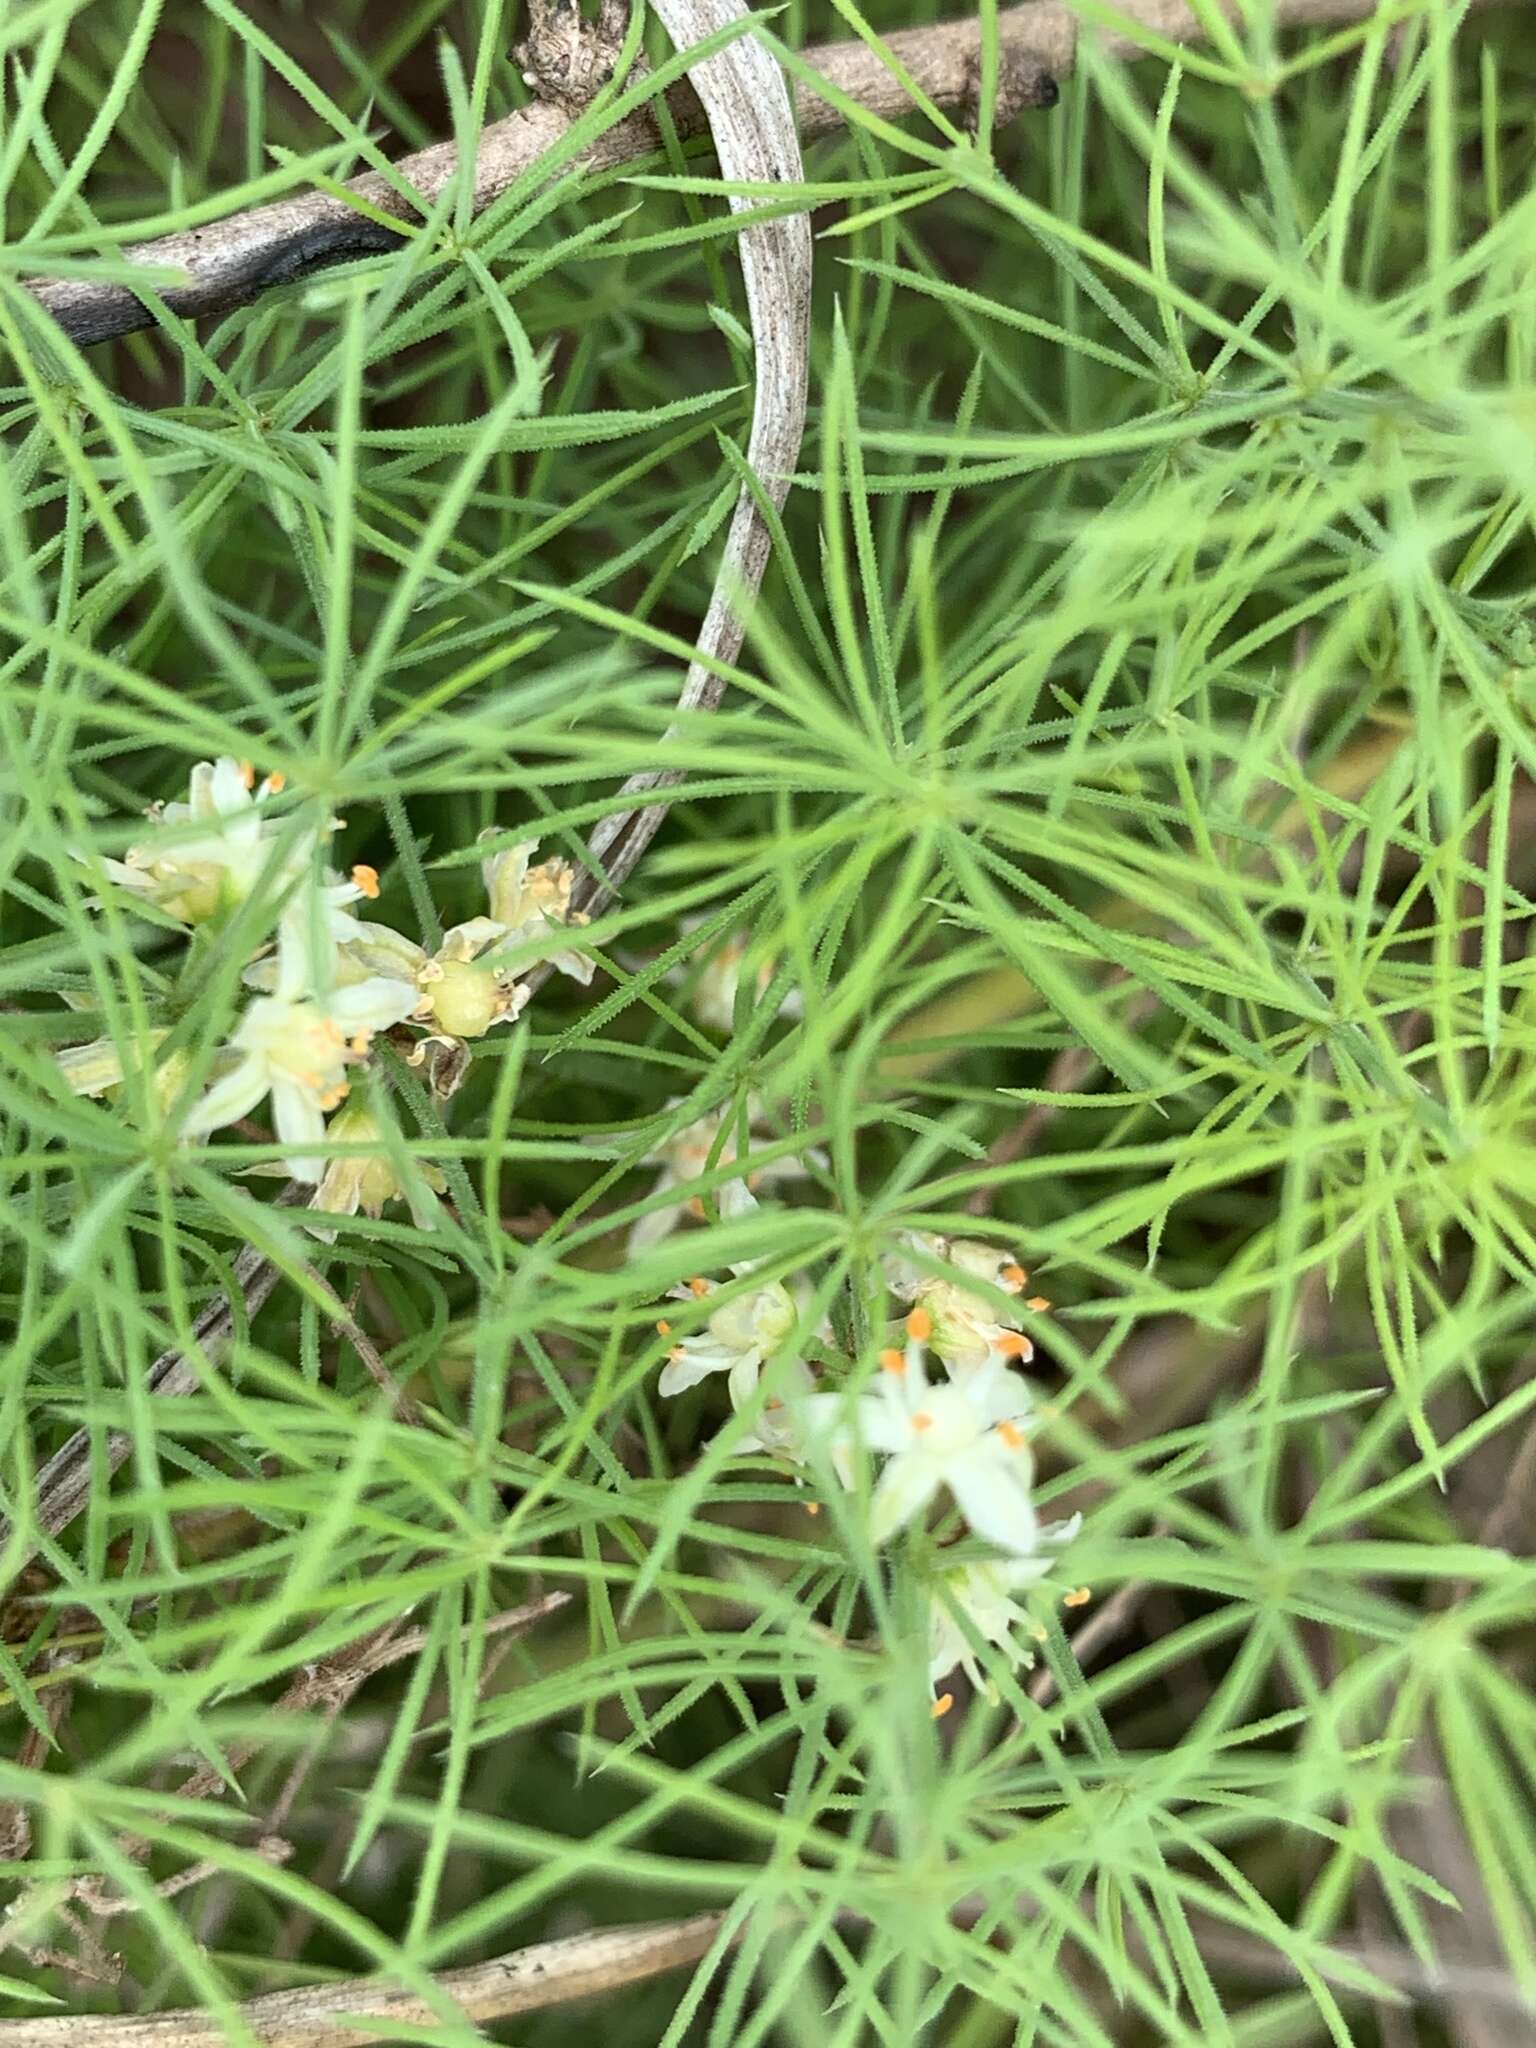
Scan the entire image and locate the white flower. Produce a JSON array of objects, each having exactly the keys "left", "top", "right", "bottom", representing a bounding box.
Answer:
[
  {"left": 886, "top": 1231, "right": 1046, "bottom": 1375},
  {"left": 243, "top": 862, "right": 388, "bottom": 992},
  {"left": 310, "top": 1101, "right": 446, "bottom": 1229},
  {"left": 836, "top": 1344, "right": 1042, "bottom": 1555},
  {"left": 628, "top": 1097, "right": 826, "bottom": 1252},
  {"left": 182, "top": 916, "right": 418, "bottom": 1182},
  {"left": 84, "top": 757, "right": 306, "bottom": 926},
  {"left": 337, "top": 913, "right": 529, "bottom": 1044},
  {"left": 481, "top": 837, "right": 593, "bottom": 986},
  {"left": 728, "top": 1356, "right": 819, "bottom": 1463},
  {"left": 324, "top": 838, "right": 589, "bottom": 1048},
  {"left": 671, "top": 922, "right": 801, "bottom": 1034},
  {"left": 656, "top": 1272, "right": 806, "bottom": 1406},
  {"left": 927, "top": 1526, "right": 1081, "bottom": 1698}
]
